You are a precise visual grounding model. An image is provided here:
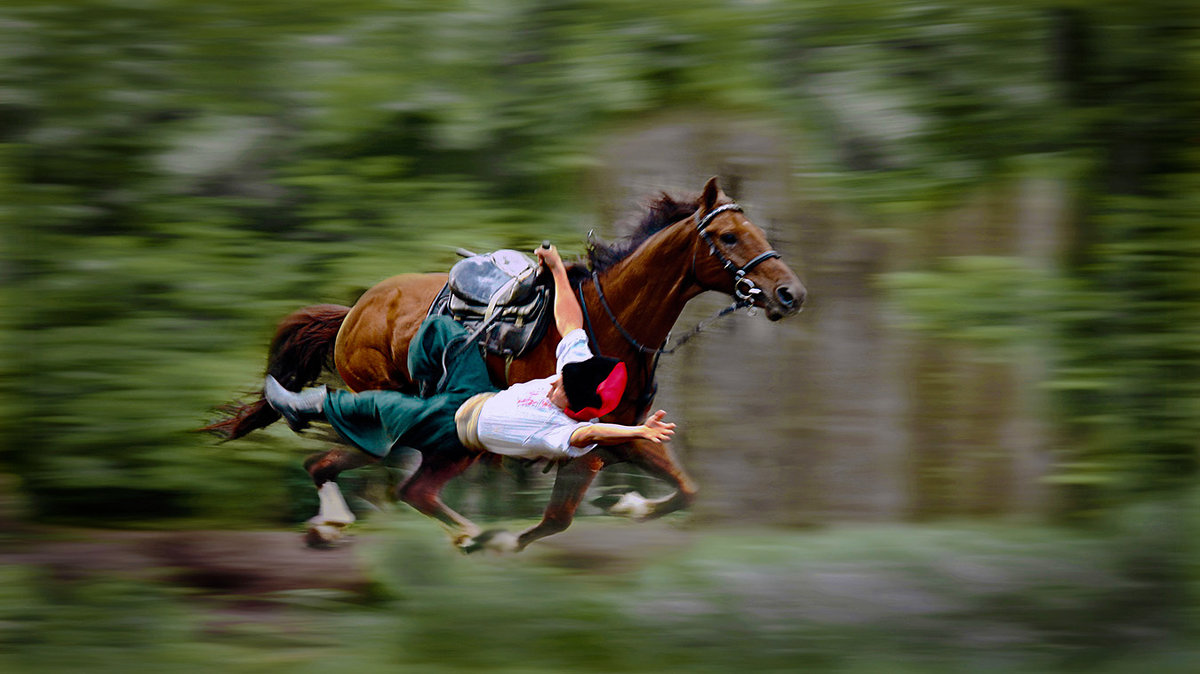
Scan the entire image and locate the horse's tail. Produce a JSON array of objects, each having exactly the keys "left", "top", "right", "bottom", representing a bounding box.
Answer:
[{"left": 203, "top": 303, "right": 350, "bottom": 440}]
